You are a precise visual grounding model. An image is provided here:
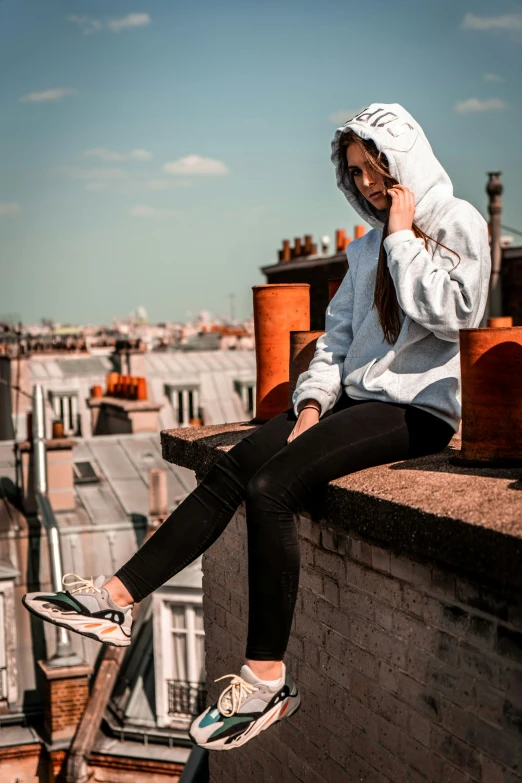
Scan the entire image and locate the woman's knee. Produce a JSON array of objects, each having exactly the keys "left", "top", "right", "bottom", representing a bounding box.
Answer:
[
  {"left": 244, "top": 467, "right": 295, "bottom": 520},
  {"left": 244, "top": 469, "right": 275, "bottom": 506}
]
